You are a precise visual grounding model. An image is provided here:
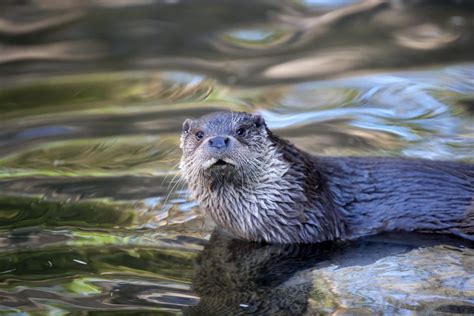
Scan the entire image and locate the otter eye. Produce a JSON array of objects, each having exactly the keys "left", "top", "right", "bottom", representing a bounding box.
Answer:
[
  {"left": 236, "top": 127, "right": 245, "bottom": 136},
  {"left": 195, "top": 131, "right": 204, "bottom": 140}
]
